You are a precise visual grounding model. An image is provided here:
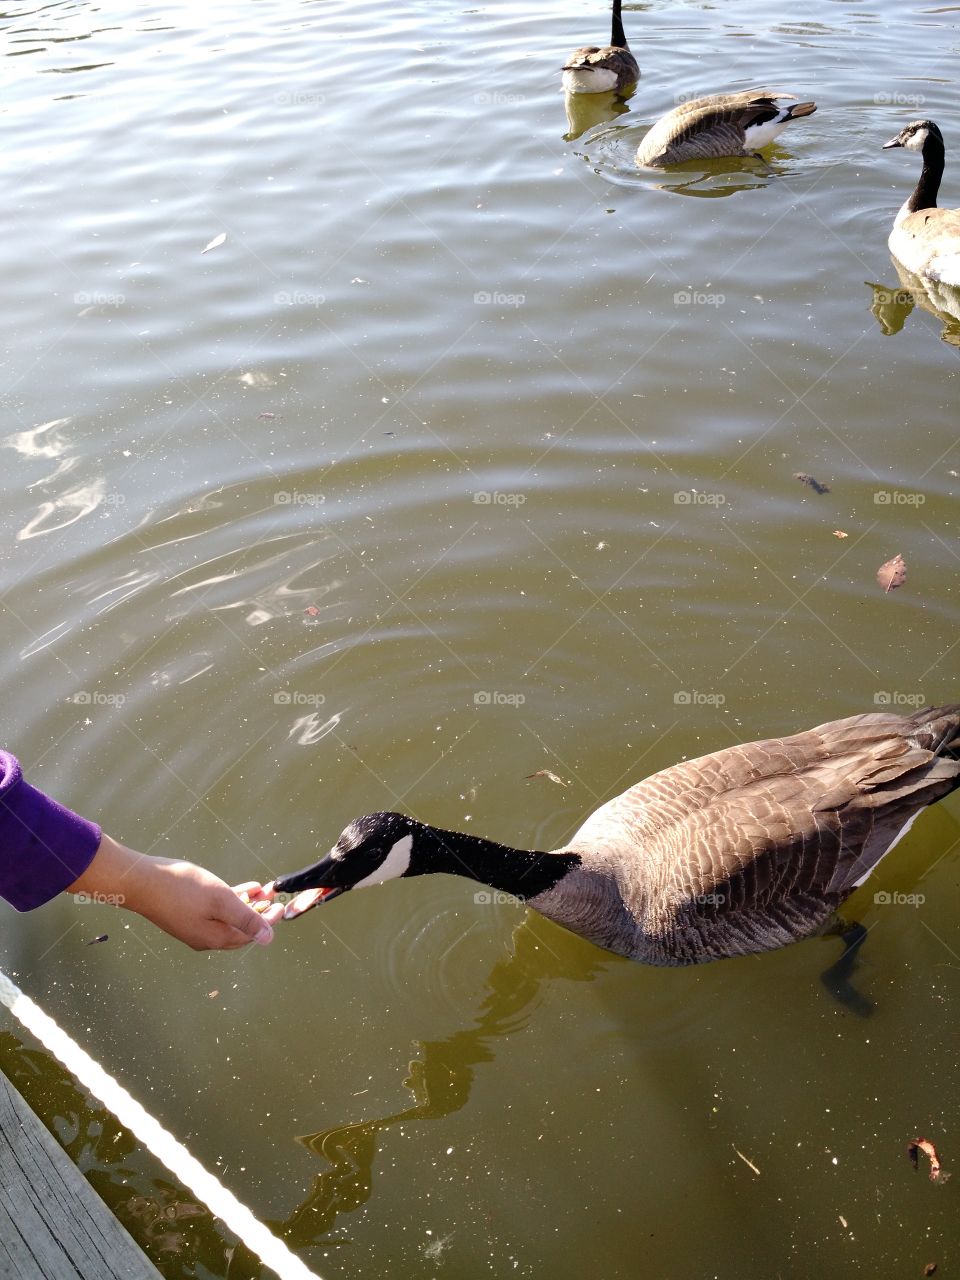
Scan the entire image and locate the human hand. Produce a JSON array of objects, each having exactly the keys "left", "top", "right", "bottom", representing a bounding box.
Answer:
[{"left": 67, "top": 835, "right": 282, "bottom": 951}]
